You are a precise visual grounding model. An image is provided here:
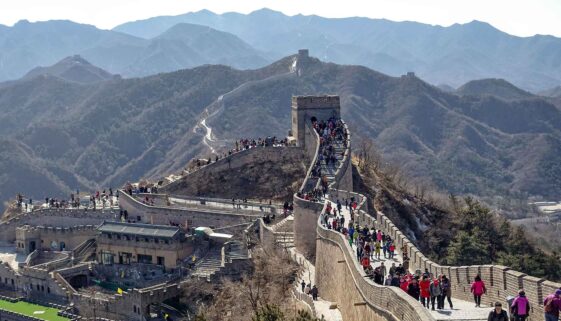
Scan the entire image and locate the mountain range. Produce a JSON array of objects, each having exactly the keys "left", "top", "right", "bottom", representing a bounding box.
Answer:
[
  {"left": 0, "top": 53, "right": 560, "bottom": 213},
  {"left": 0, "top": 9, "right": 560, "bottom": 92},
  {"left": 0, "top": 19, "right": 269, "bottom": 81},
  {"left": 114, "top": 8, "right": 561, "bottom": 92}
]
